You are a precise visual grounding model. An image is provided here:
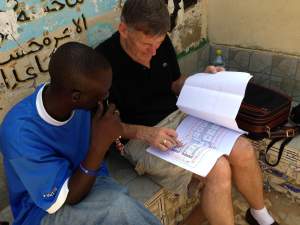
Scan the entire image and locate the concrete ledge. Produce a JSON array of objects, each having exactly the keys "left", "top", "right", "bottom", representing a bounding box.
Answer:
[{"left": 0, "top": 206, "right": 12, "bottom": 224}]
